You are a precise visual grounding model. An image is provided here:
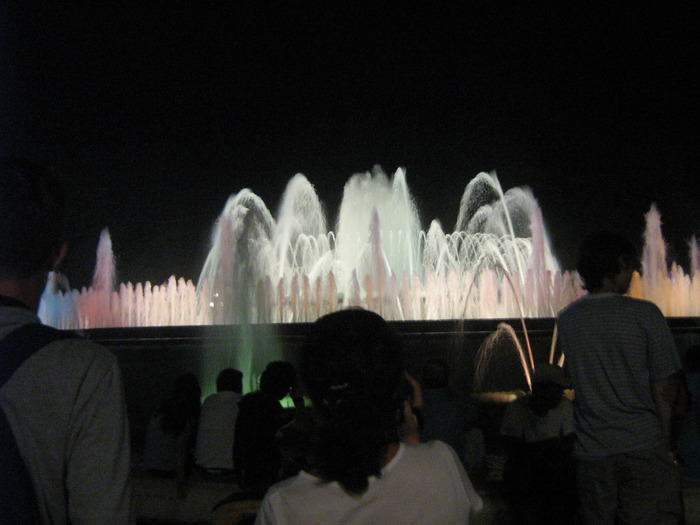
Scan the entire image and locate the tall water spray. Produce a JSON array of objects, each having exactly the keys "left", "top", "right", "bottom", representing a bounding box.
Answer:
[{"left": 39, "top": 168, "right": 699, "bottom": 329}]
